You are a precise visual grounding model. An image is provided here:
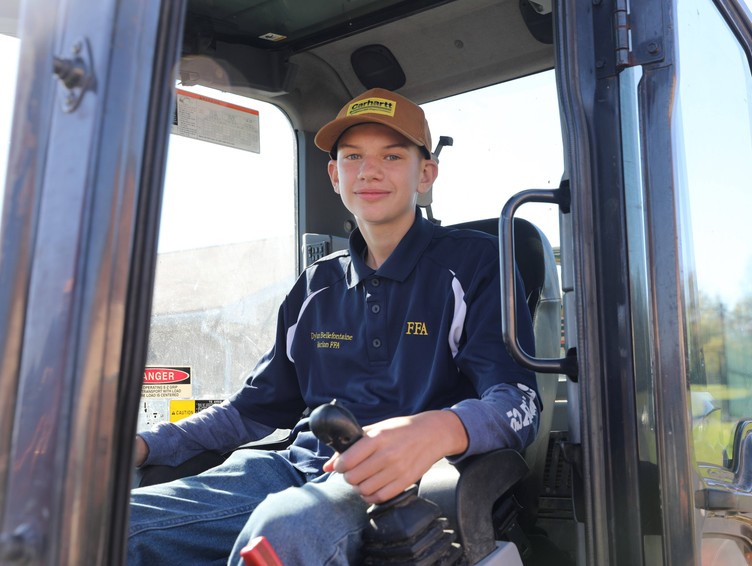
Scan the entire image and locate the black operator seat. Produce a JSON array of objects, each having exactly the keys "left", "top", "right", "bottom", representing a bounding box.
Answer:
[
  {"left": 417, "top": 216, "right": 562, "bottom": 559},
  {"left": 441, "top": 216, "right": 561, "bottom": 491}
]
